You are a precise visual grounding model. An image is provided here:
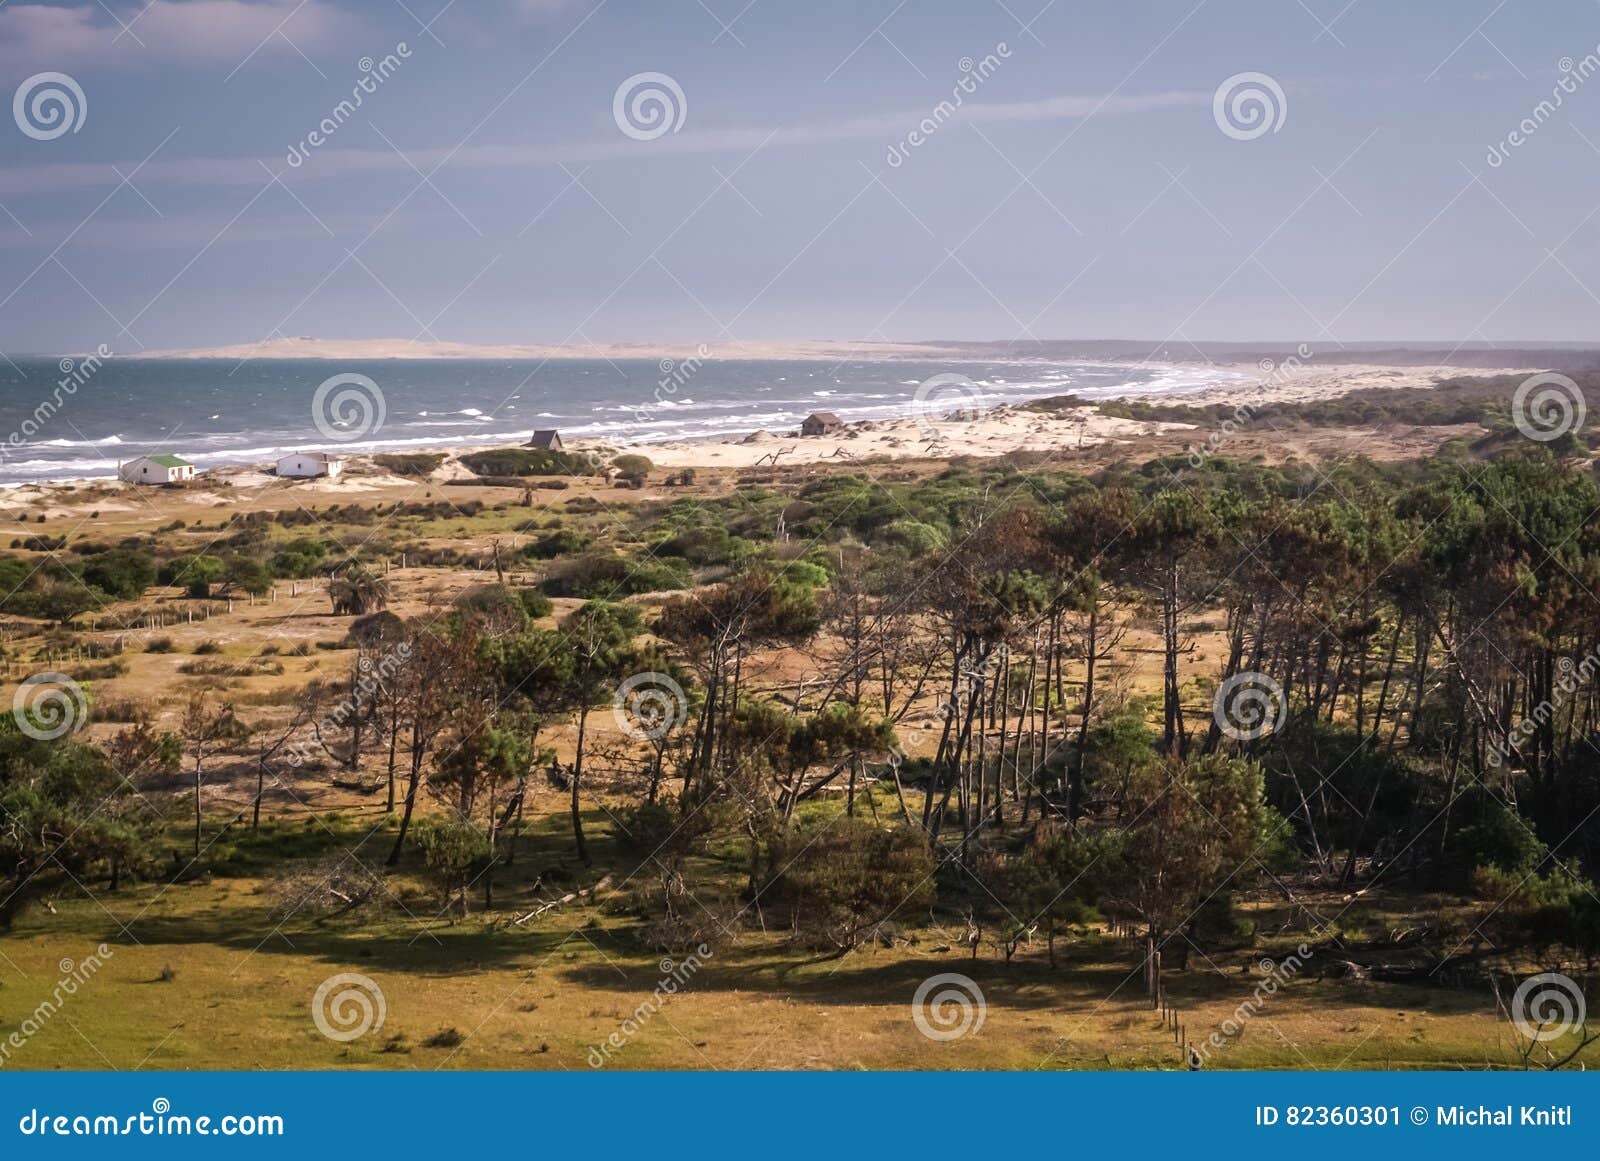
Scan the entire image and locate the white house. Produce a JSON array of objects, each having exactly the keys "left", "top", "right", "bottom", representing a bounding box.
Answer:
[
  {"left": 276, "top": 452, "right": 345, "bottom": 479},
  {"left": 118, "top": 454, "right": 195, "bottom": 484}
]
